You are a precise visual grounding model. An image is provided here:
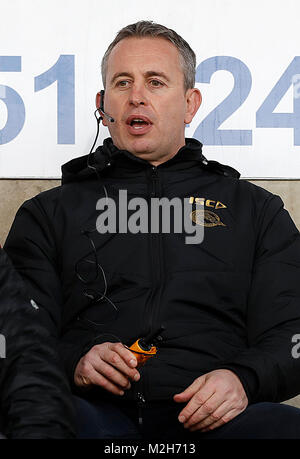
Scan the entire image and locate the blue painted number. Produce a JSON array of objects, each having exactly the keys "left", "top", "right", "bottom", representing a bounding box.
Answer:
[
  {"left": 0, "top": 56, "right": 25, "bottom": 145},
  {"left": 256, "top": 57, "right": 300, "bottom": 145},
  {"left": 35, "top": 55, "right": 75, "bottom": 144},
  {"left": 194, "top": 56, "right": 252, "bottom": 145}
]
